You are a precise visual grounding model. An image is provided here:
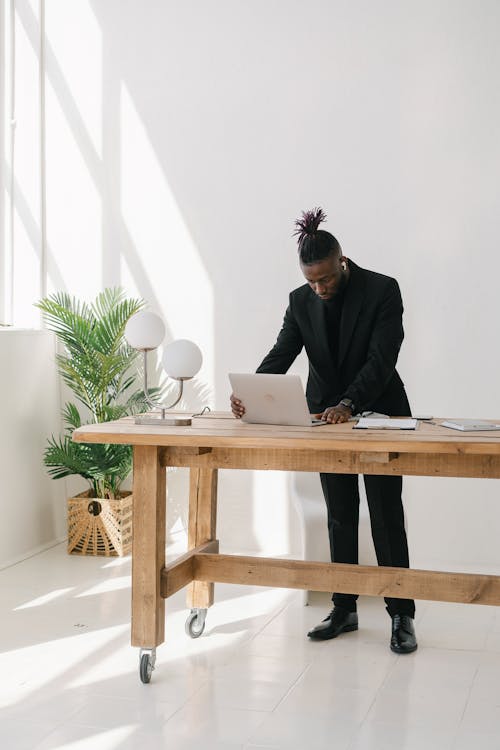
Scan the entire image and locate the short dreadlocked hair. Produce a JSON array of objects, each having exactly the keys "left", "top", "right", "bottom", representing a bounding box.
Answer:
[{"left": 293, "top": 207, "right": 341, "bottom": 265}]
